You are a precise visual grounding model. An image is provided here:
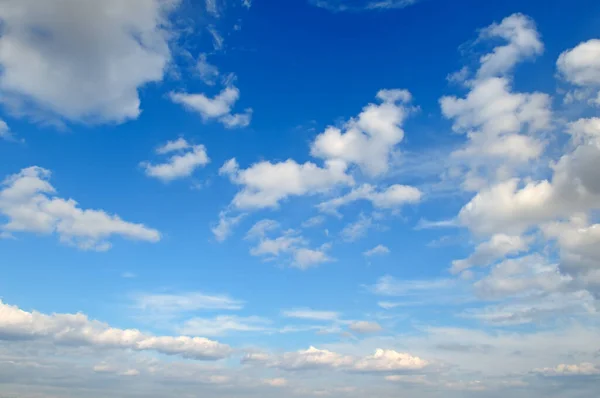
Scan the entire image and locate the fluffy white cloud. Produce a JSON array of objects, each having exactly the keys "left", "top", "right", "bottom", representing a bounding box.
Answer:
[
  {"left": 220, "top": 158, "right": 352, "bottom": 209},
  {"left": 451, "top": 234, "right": 530, "bottom": 274},
  {"left": 441, "top": 77, "right": 550, "bottom": 164},
  {"left": 557, "top": 40, "right": 600, "bottom": 86},
  {"left": 349, "top": 321, "right": 382, "bottom": 334},
  {"left": 311, "top": 89, "right": 414, "bottom": 176},
  {"left": 0, "top": 0, "right": 176, "bottom": 123},
  {"left": 248, "top": 229, "right": 333, "bottom": 270},
  {"left": 459, "top": 118, "right": 600, "bottom": 236},
  {"left": 0, "top": 300, "right": 231, "bottom": 360},
  {"left": 270, "top": 347, "right": 354, "bottom": 371},
  {"left": 170, "top": 86, "right": 252, "bottom": 129},
  {"left": 0, "top": 167, "right": 160, "bottom": 250},
  {"left": 476, "top": 13, "right": 543, "bottom": 79},
  {"left": 352, "top": 349, "right": 428, "bottom": 372},
  {"left": 317, "top": 183, "right": 421, "bottom": 215},
  {"left": 141, "top": 139, "right": 210, "bottom": 182},
  {"left": 364, "top": 244, "right": 390, "bottom": 257}
]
